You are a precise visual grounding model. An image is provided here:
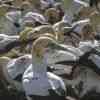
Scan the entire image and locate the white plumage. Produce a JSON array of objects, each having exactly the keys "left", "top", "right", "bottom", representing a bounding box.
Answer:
[
  {"left": 22, "top": 36, "right": 66, "bottom": 97},
  {"left": 23, "top": 65, "right": 66, "bottom": 96},
  {"left": 0, "top": 34, "right": 19, "bottom": 49},
  {"left": 1, "top": 54, "right": 31, "bottom": 91}
]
